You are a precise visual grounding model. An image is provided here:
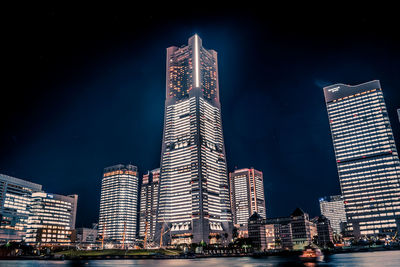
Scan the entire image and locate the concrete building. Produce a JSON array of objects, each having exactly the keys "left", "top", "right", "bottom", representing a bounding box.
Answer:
[
  {"left": 248, "top": 208, "right": 317, "bottom": 251},
  {"left": 0, "top": 173, "right": 42, "bottom": 242},
  {"left": 25, "top": 192, "right": 78, "bottom": 246},
  {"left": 76, "top": 227, "right": 98, "bottom": 244},
  {"left": 265, "top": 217, "right": 293, "bottom": 250},
  {"left": 290, "top": 208, "right": 312, "bottom": 250},
  {"left": 314, "top": 215, "right": 334, "bottom": 248},
  {"left": 324, "top": 80, "right": 400, "bottom": 238},
  {"left": 157, "top": 35, "right": 232, "bottom": 245},
  {"left": 230, "top": 168, "right": 266, "bottom": 227},
  {"left": 248, "top": 212, "right": 267, "bottom": 250},
  {"left": 139, "top": 168, "right": 160, "bottom": 244},
  {"left": 319, "top": 195, "right": 347, "bottom": 234},
  {"left": 98, "top": 164, "right": 139, "bottom": 246}
]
